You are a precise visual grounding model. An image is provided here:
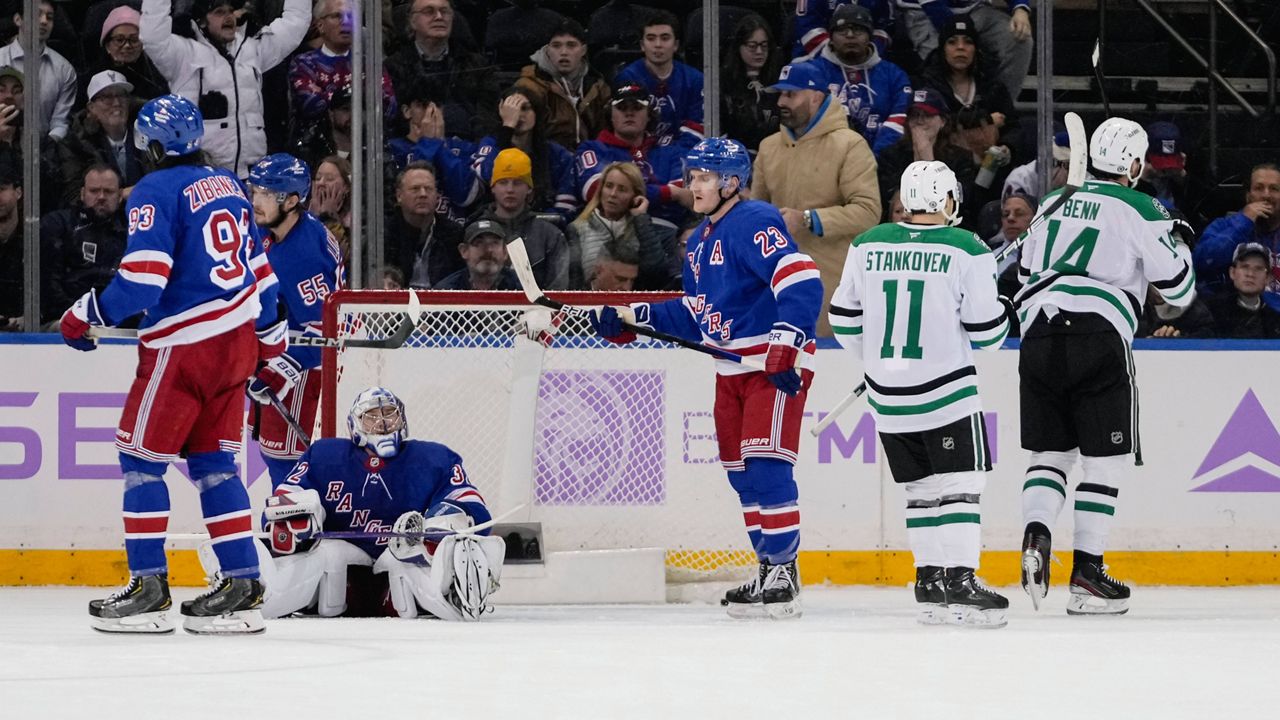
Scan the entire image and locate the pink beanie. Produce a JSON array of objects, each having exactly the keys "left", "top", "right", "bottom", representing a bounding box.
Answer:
[{"left": 101, "top": 6, "right": 142, "bottom": 46}]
